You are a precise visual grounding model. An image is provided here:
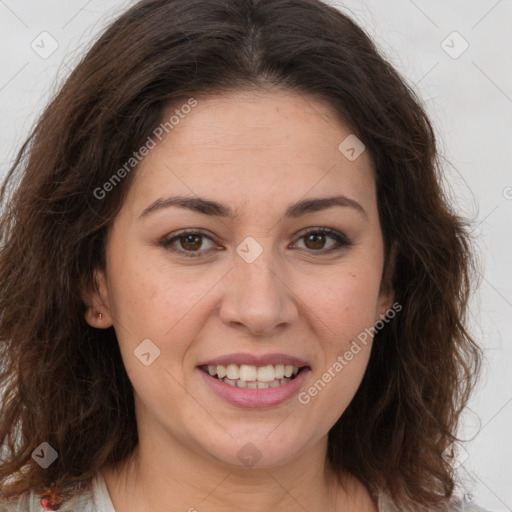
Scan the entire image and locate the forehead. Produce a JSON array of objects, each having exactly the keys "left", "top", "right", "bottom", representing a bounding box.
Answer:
[
  {"left": 151, "top": 90, "right": 365, "bottom": 161},
  {"left": 125, "top": 90, "right": 376, "bottom": 219}
]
